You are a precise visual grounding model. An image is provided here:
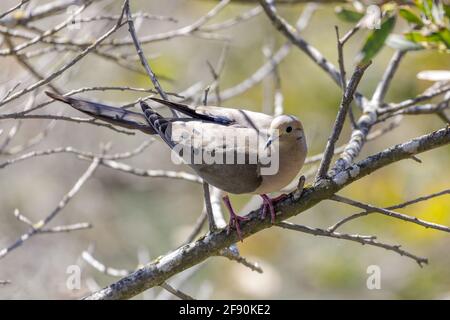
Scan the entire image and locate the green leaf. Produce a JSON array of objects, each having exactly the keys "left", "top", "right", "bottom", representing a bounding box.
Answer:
[
  {"left": 386, "top": 34, "right": 424, "bottom": 51},
  {"left": 399, "top": 8, "right": 424, "bottom": 26},
  {"left": 417, "top": 0, "right": 433, "bottom": 19},
  {"left": 405, "top": 31, "right": 439, "bottom": 42},
  {"left": 335, "top": 6, "right": 364, "bottom": 23},
  {"left": 437, "top": 28, "right": 450, "bottom": 49},
  {"left": 356, "top": 15, "right": 397, "bottom": 64},
  {"left": 404, "top": 31, "right": 428, "bottom": 42},
  {"left": 444, "top": 4, "right": 450, "bottom": 19}
]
